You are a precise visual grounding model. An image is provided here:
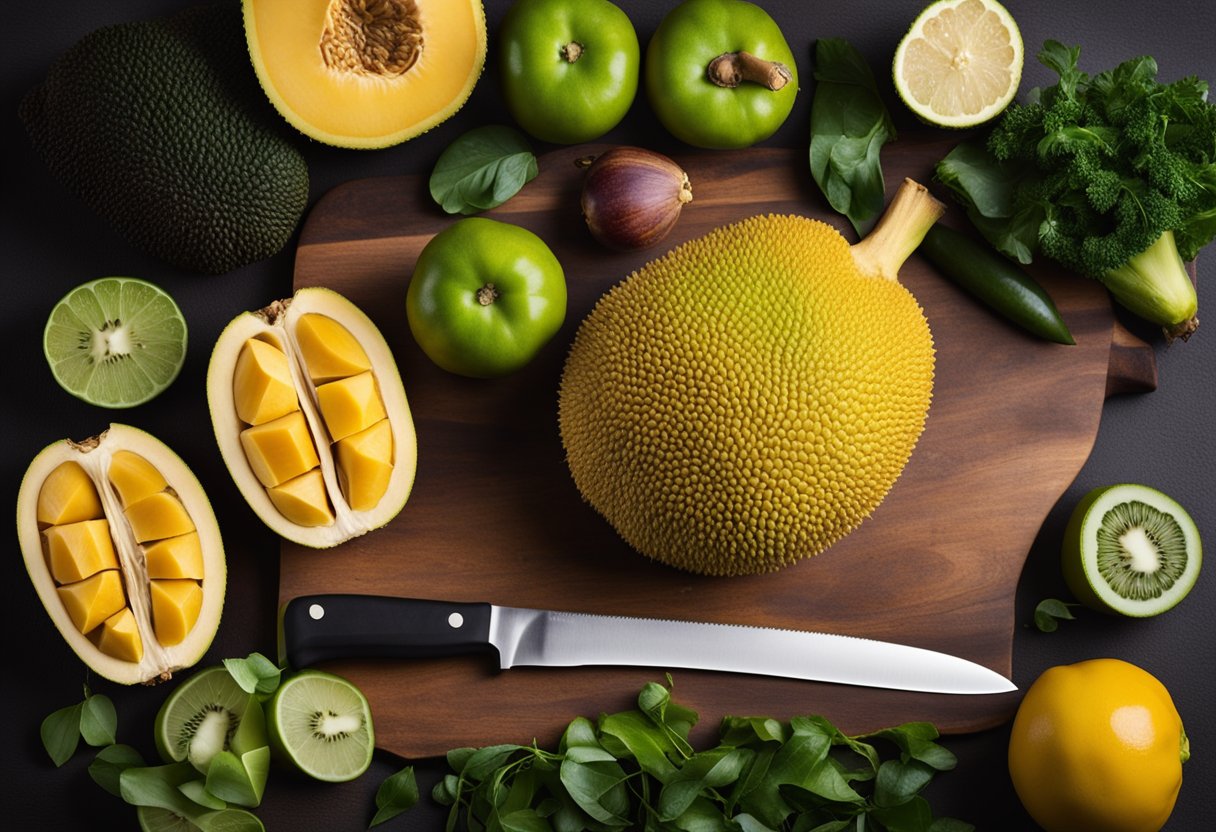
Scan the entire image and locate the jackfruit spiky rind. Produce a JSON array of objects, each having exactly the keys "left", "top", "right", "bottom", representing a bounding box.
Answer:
[
  {"left": 559, "top": 214, "right": 934, "bottom": 576},
  {"left": 19, "top": 3, "right": 308, "bottom": 275}
]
